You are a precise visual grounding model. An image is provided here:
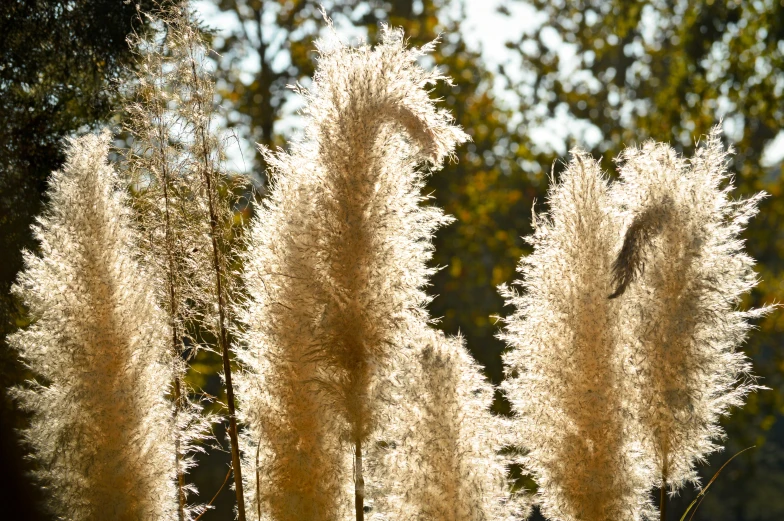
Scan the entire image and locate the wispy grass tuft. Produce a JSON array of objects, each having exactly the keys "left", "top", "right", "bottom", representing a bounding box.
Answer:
[
  {"left": 611, "top": 128, "right": 770, "bottom": 505},
  {"left": 372, "top": 329, "right": 526, "bottom": 521}
]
